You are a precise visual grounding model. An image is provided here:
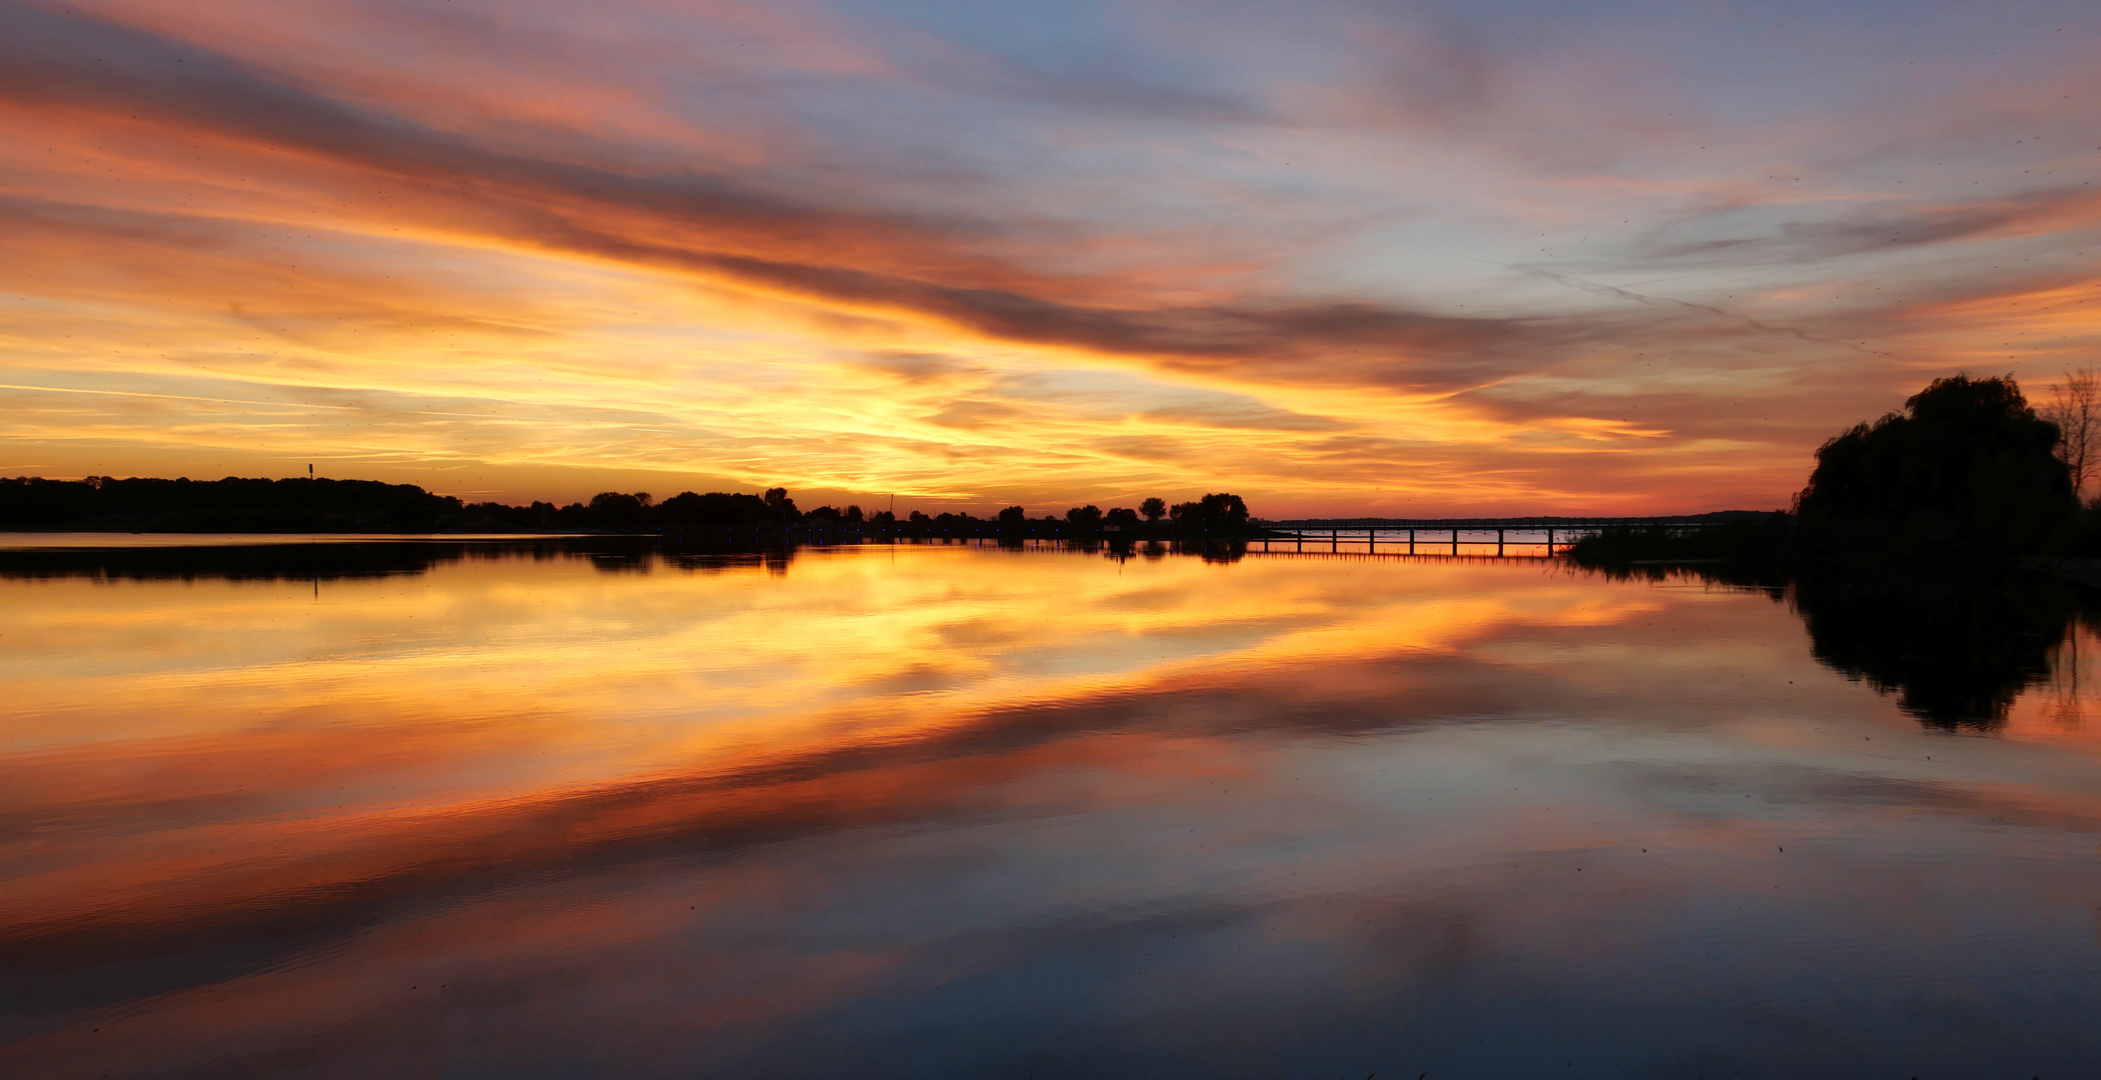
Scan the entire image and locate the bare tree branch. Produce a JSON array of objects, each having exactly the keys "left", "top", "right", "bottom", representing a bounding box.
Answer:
[{"left": 2046, "top": 366, "right": 2099, "bottom": 502}]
